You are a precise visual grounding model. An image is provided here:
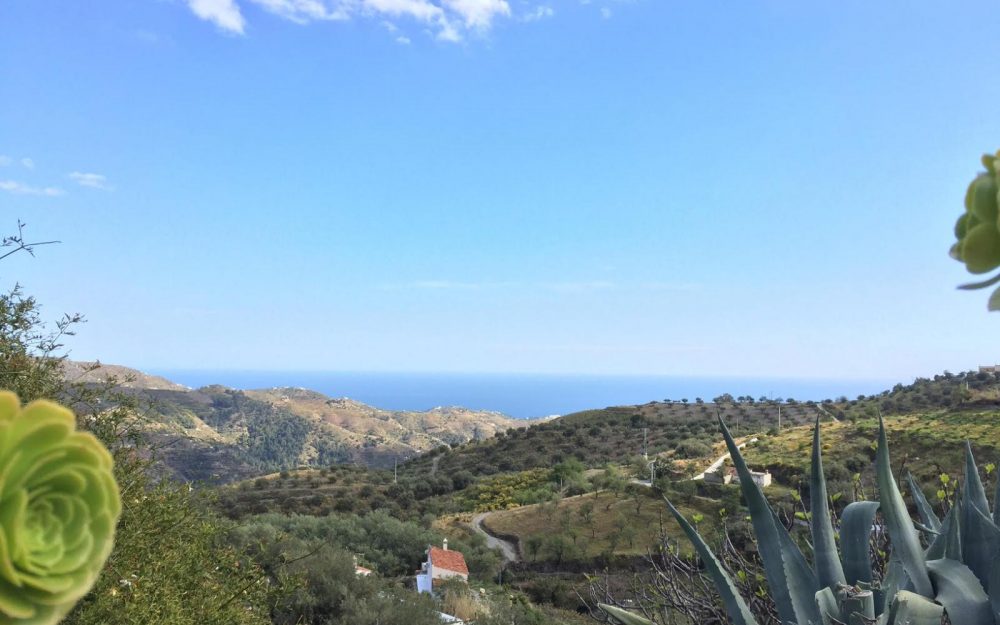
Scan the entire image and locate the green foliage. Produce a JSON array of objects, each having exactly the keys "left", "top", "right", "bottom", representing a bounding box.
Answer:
[
  {"left": 229, "top": 523, "right": 441, "bottom": 625},
  {"left": 463, "top": 468, "right": 556, "bottom": 511},
  {"left": 218, "top": 463, "right": 461, "bottom": 521},
  {"left": 65, "top": 479, "right": 269, "bottom": 625},
  {"left": 673, "top": 438, "right": 711, "bottom": 459},
  {"left": 230, "top": 511, "right": 499, "bottom": 580},
  {"left": 952, "top": 151, "right": 1000, "bottom": 309},
  {"left": 0, "top": 284, "right": 79, "bottom": 403},
  {"left": 204, "top": 390, "right": 313, "bottom": 472}
]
